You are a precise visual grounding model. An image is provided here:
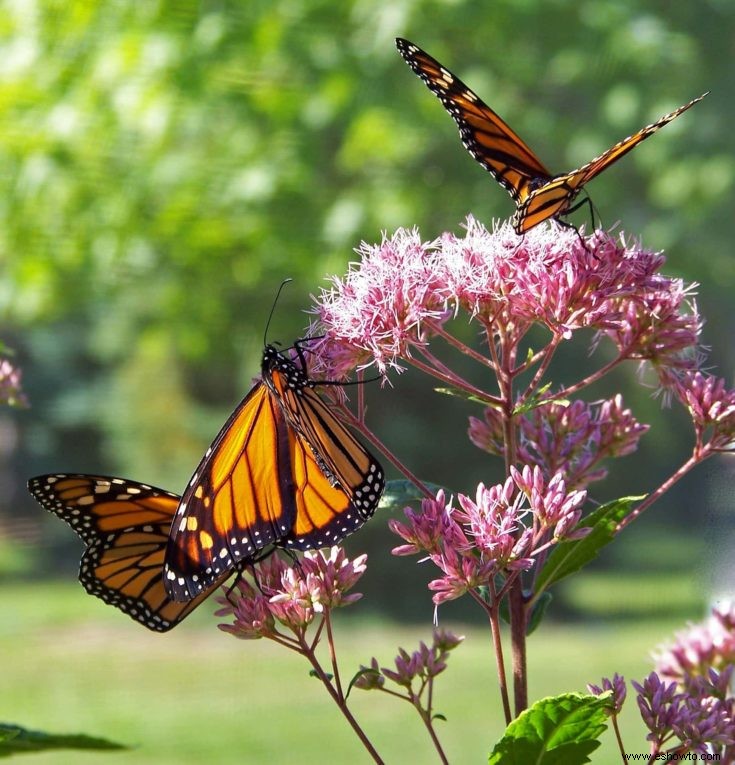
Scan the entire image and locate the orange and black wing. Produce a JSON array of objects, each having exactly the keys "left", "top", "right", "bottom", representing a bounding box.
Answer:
[
  {"left": 27, "top": 474, "right": 227, "bottom": 631},
  {"left": 267, "top": 363, "right": 384, "bottom": 528},
  {"left": 163, "top": 379, "right": 296, "bottom": 601},
  {"left": 513, "top": 93, "right": 709, "bottom": 233},
  {"left": 396, "top": 37, "right": 552, "bottom": 204},
  {"left": 163, "top": 345, "right": 385, "bottom": 603}
]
